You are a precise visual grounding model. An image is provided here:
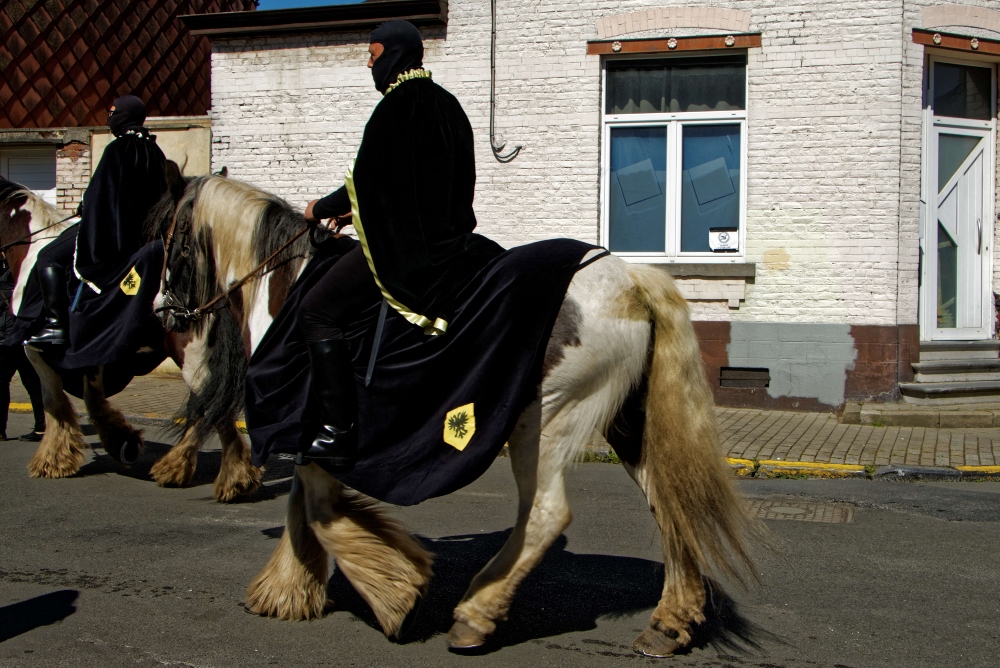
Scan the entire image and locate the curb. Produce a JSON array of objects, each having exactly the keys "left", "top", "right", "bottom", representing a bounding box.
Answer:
[
  {"left": 724, "top": 458, "right": 999, "bottom": 481},
  {"left": 841, "top": 401, "right": 1000, "bottom": 428},
  {"left": 9, "top": 404, "right": 248, "bottom": 432}
]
